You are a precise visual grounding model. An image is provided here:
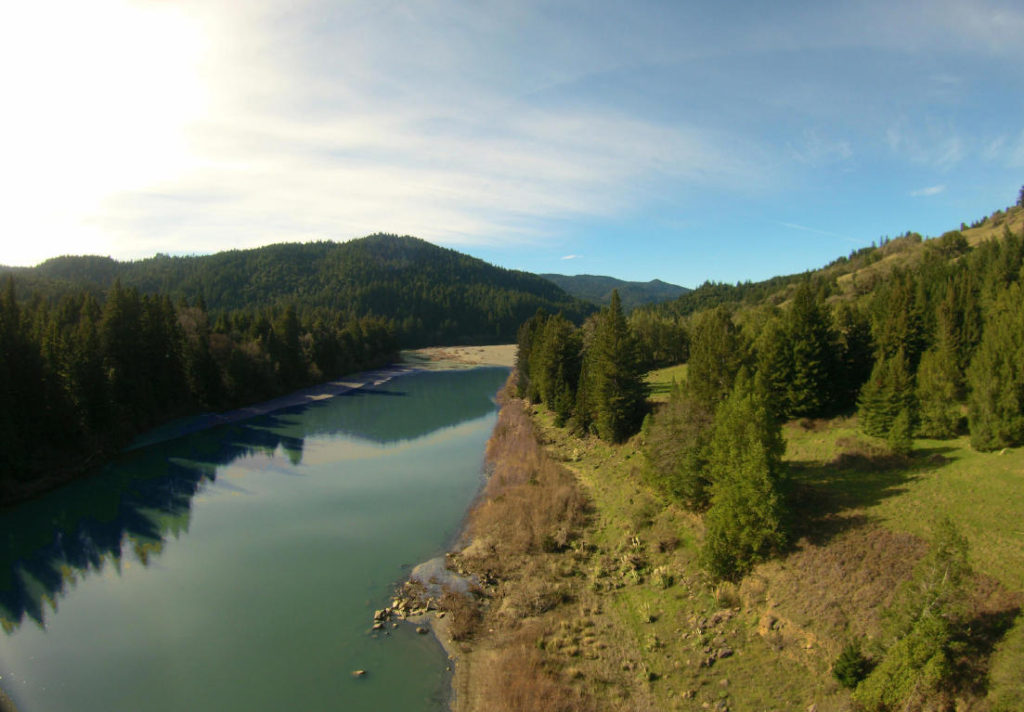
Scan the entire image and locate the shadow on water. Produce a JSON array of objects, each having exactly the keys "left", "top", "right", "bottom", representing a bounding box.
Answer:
[{"left": 0, "top": 367, "right": 508, "bottom": 633}]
